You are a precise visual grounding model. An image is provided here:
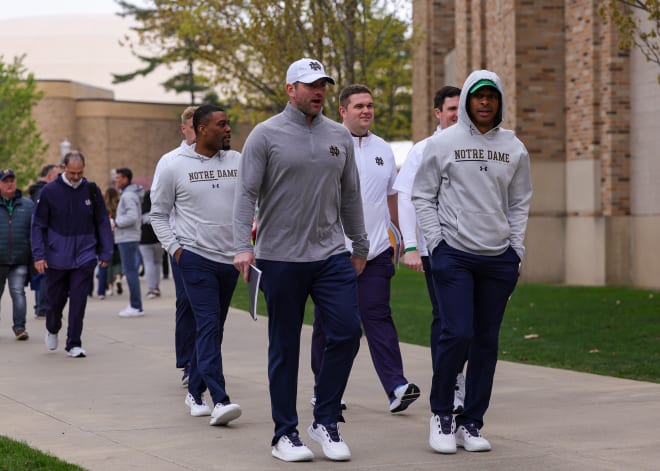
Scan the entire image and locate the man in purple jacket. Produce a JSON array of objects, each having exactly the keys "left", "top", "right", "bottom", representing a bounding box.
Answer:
[{"left": 31, "top": 151, "right": 113, "bottom": 358}]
